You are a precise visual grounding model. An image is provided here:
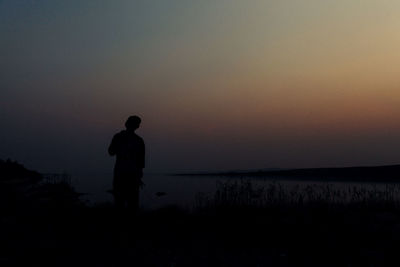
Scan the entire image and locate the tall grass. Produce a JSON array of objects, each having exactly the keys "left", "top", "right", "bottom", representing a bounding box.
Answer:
[{"left": 195, "top": 178, "right": 400, "bottom": 210}]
